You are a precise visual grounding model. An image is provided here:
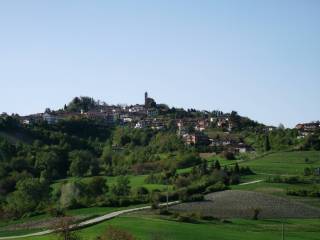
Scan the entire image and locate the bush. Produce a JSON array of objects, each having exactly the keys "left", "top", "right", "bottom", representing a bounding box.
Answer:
[
  {"left": 47, "top": 206, "right": 65, "bottom": 217},
  {"left": 176, "top": 212, "right": 200, "bottom": 223},
  {"left": 177, "top": 215, "right": 197, "bottom": 223},
  {"left": 200, "top": 215, "right": 218, "bottom": 221},
  {"left": 98, "top": 225, "right": 135, "bottom": 240},
  {"left": 267, "top": 175, "right": 306, "bottom": 184},
  {"left": 174, "top": 176, "right": 191, "bottom": 189},
  {"left": 252, "top": 208, "right": 261, "bottom": 220},
  {"left": 135, "top": 186, "right": 149, "bottom": 196},
  {"left": 222, "top": 151, "right": 235, "bottom": 160},
  {"left": 159, "top": 208, "right": 172, "bottom": 215},
  {"left": 287, "top": 187, "right": 320, "bottom": 198},
  {"left": 205, "top": 182, "right": 227, "bottom": 194},
  {"left": 182, "top": 194, "right": 204, "bottom": 202}
]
